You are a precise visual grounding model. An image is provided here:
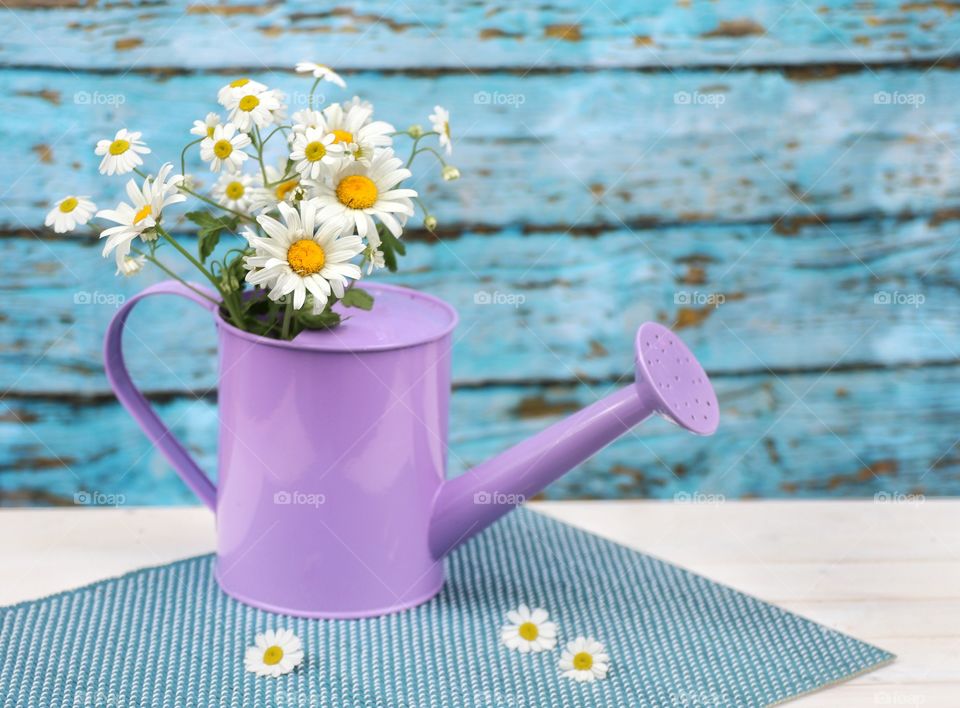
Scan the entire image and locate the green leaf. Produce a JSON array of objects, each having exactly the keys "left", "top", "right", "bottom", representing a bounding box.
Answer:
[
  {"left": 294, "top": 309, "right": 342, "bottom": 330},
  {"left": 377, "top": 226, "right": 406, "bottom": 272},
  {"left": 340, "top": 288, "right": 374, "bottom": 310},
  {"left": 185, "top": 210, "right": 239, "bottom": 263}
]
